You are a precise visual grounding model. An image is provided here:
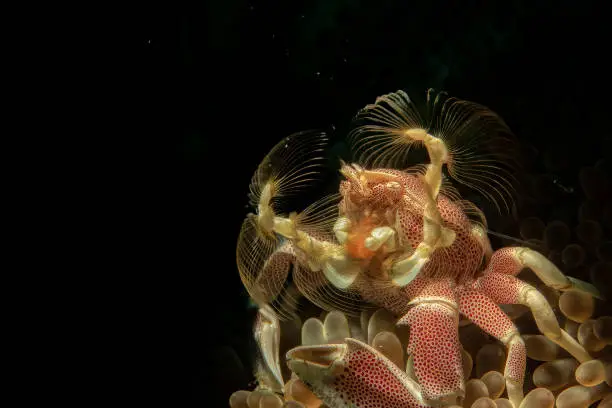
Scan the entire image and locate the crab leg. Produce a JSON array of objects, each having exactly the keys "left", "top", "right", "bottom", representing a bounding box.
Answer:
[
  {"left": 458, "top": 288, "right": 526, "bottom": 408},
  {"left": 473, "top": 269, "right": 592, "bottom": 363},
  {"left": 398, "top": 129, "right": 449, "bottom": 199},
  {"left": 483, "top": 247, "right": 602, "bottom": 299}
]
